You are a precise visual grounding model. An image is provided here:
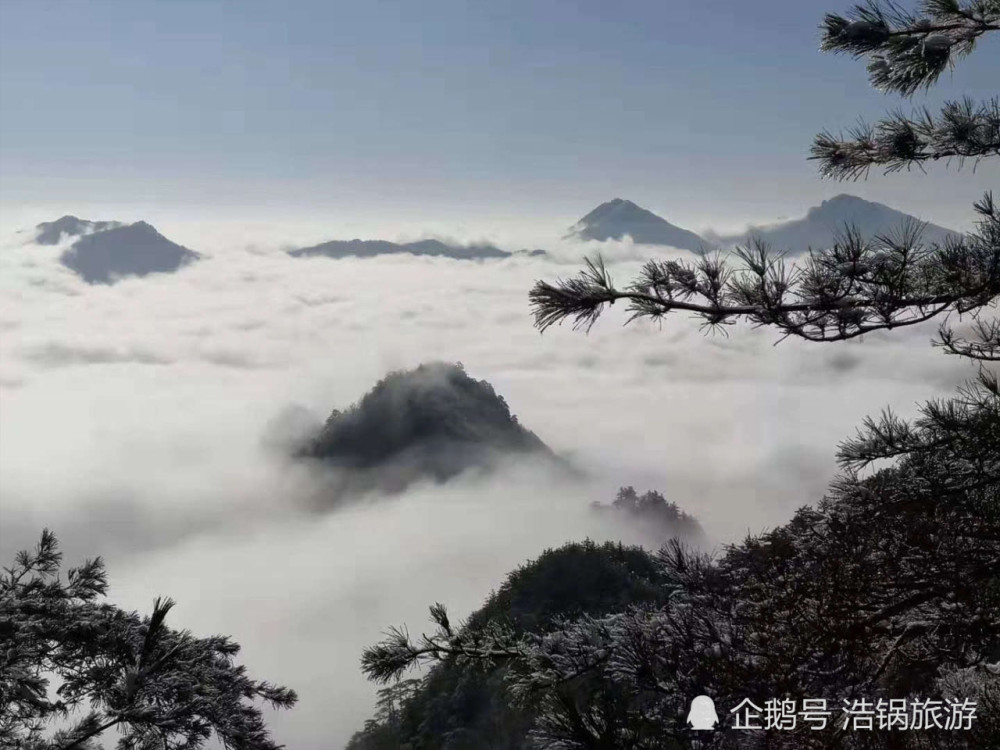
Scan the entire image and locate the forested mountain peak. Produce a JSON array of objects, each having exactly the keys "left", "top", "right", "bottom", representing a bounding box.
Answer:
[{"left": 298, "top": 363, "right": 561, "bottom": 495}]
